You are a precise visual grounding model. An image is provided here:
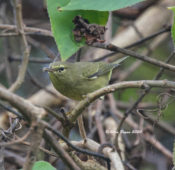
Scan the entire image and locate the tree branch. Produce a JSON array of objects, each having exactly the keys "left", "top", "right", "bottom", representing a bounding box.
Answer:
[
  {"left": 9, "top": 0, "right": 30, "bottom": 92},
  {"left": 44, "top": 130, "right": 81, "bottom": 170},
  {"left": 0, "top": 24, "right": 52, "bottom": 37},
  {"left": 92, "top": 43, "right": 175, "bottom": 72},
  {"left": 23, "top": 122, "right": 45, "bottom": 170},
  {"left": 68, "top": 80, "right": 175, "bottom": 123},
  {"left": 0, "top": 87, "right": 46, "bottom": 121}
]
